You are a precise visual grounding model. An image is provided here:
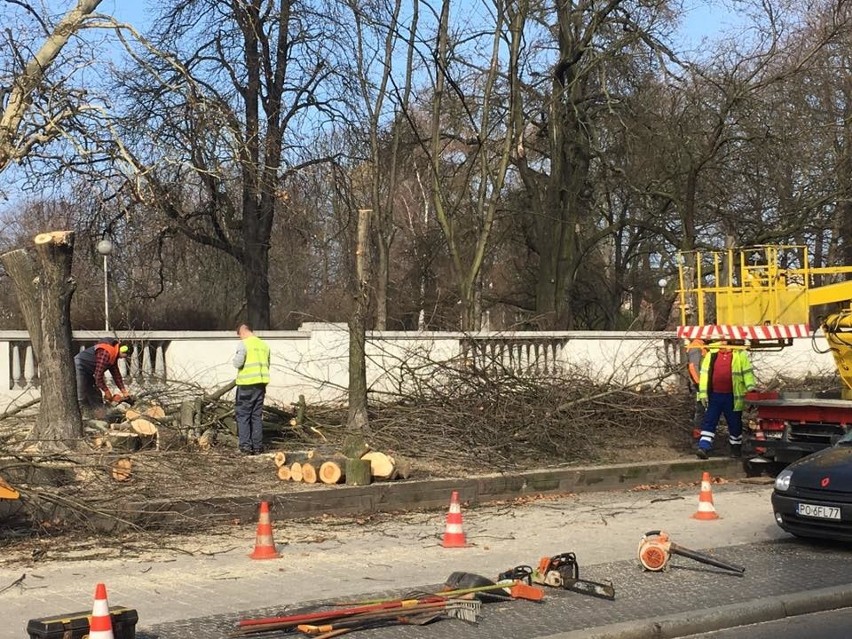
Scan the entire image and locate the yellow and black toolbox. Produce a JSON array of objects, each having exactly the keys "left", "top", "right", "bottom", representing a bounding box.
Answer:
[{"left": 27, "top": 606, "right": 138, "bottom": 639}]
